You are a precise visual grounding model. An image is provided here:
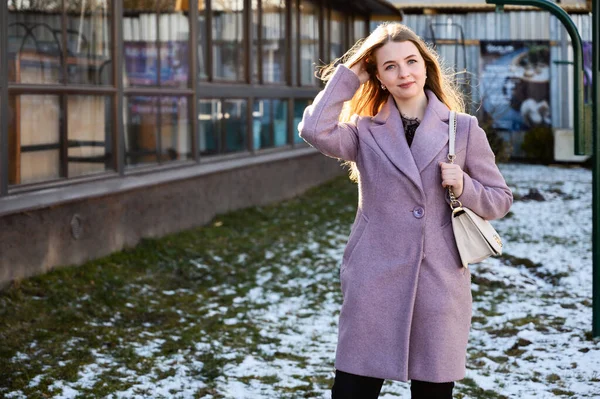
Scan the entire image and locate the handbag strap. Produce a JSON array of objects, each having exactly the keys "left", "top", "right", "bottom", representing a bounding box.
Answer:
[
  {"left": 447, "top": 111, "right": 461, "bottom": 210},
  {"left": 448, "top": 111, "right": 456, "bottom": 161}
]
